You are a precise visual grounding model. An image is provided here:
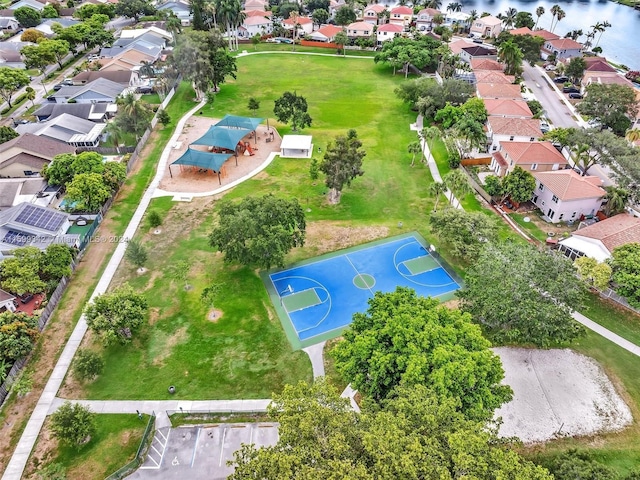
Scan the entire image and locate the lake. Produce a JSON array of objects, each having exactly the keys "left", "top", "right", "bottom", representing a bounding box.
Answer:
[{"left": 446, "top": 0, "right": 640, "bottom": 70}]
